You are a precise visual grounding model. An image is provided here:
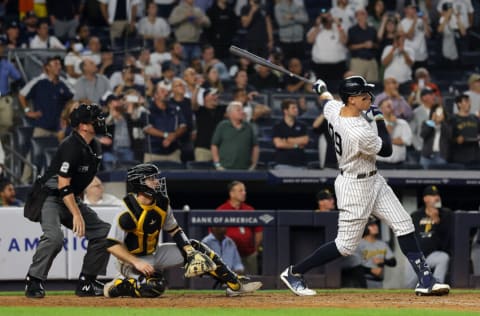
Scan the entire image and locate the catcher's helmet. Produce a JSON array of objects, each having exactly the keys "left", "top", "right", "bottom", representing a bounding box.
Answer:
[
  {"left": 339, "top": 76, "right": 375, "bottom": 104},
  {"left": 70, "top": 103, "right": 107, "bottom": 134},
  {"left": 127, "top": 163, "right": 167, "bottom": 197}
]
